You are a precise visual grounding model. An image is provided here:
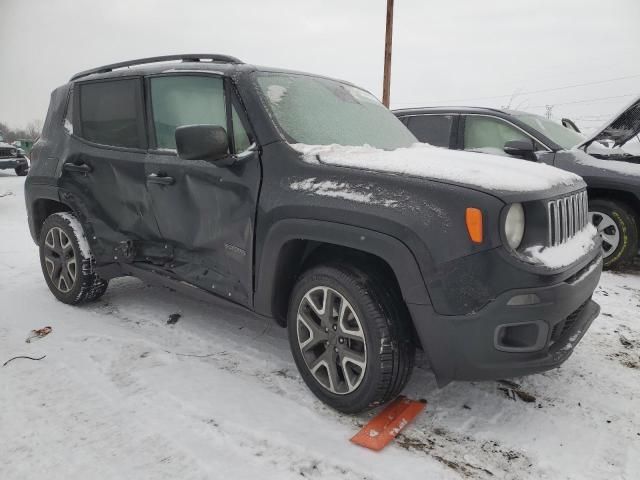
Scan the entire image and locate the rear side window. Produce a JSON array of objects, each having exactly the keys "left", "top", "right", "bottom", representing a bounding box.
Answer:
[
  {"left": 79, "top": 79, "right": 144, "bottom": 148},
  {"left": 405, "top": 115, "right": 454, "bottom": 147}
]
